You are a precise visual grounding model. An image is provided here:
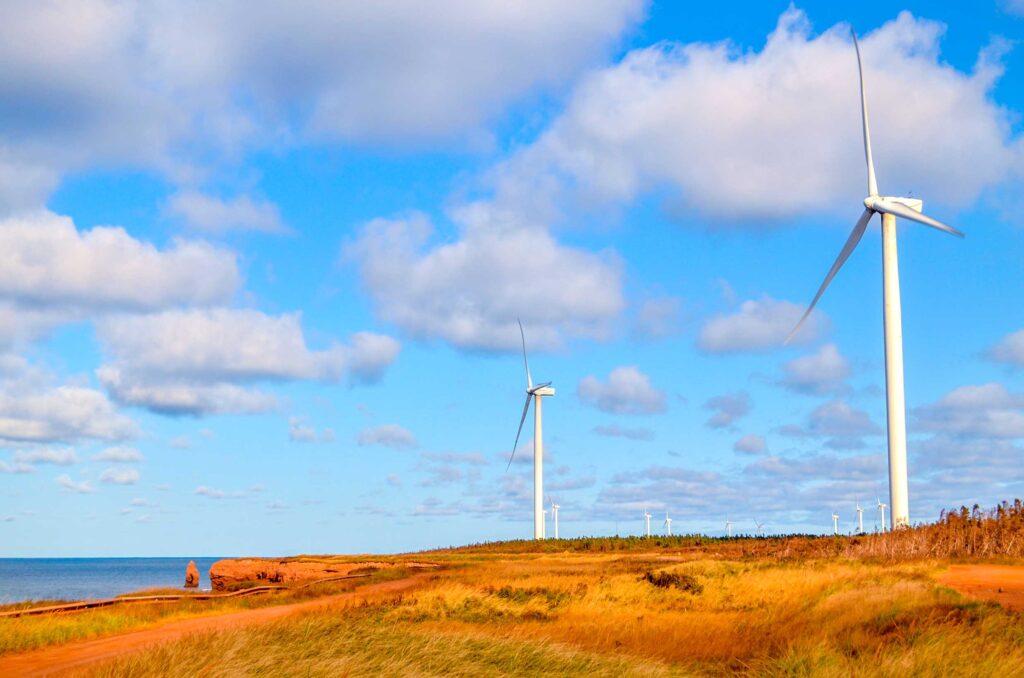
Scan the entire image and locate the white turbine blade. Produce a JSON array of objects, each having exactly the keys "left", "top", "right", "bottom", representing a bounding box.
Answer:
[
  {"left": 506, "top": 394, "right": 533, "bottom": 471},
  {"left": 787, "top": 208, "right": 874, "bottom": 344},
  {"left": 852, "top": 30, "right": 878, "bottom": 197},
  {"left": 518, "top": 318, "right": 533, "bottom": 390},
  {"left": 872, "top": 198, "right": 964, "bottom": 238}
]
